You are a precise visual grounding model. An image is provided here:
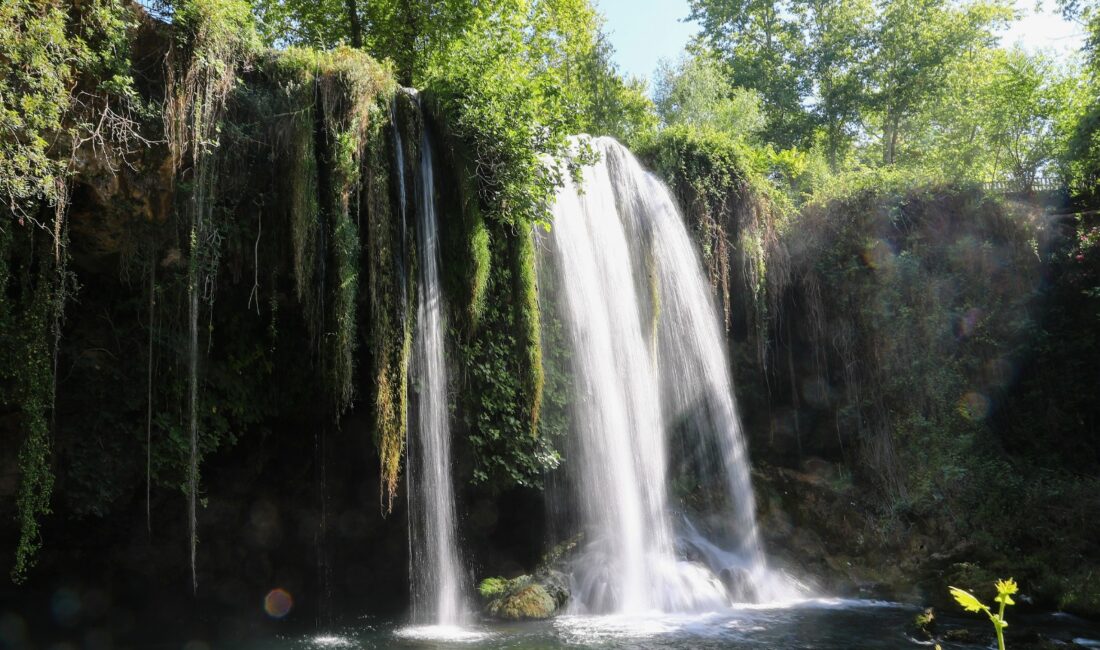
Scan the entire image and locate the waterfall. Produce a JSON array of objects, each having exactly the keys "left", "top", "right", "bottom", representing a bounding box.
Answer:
[
  {"left": 543, "top": 136, "right": 791, "bottom": 614},
  {"left": 405, "top": 100, "right": 470, "bottom": 626}
]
